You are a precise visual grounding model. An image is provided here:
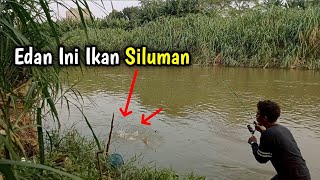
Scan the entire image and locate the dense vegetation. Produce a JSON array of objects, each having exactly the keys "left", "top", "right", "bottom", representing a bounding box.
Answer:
[{"left": 55, "top": 0, "right": 320, "bottom": 69}]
